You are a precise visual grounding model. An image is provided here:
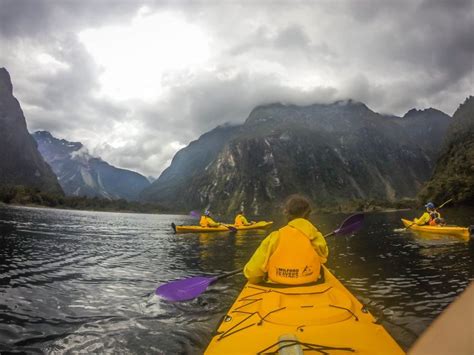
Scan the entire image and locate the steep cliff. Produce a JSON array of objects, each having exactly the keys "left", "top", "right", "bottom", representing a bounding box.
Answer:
[
  {"left": 143, "top": 100, "right": 450, "bottom": 213},
  {"left": 0, "top": 68, "right": 63, "bottom": 195},
  {"left": 419, "top": 96, "right": 474, "bottom": 205}
]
